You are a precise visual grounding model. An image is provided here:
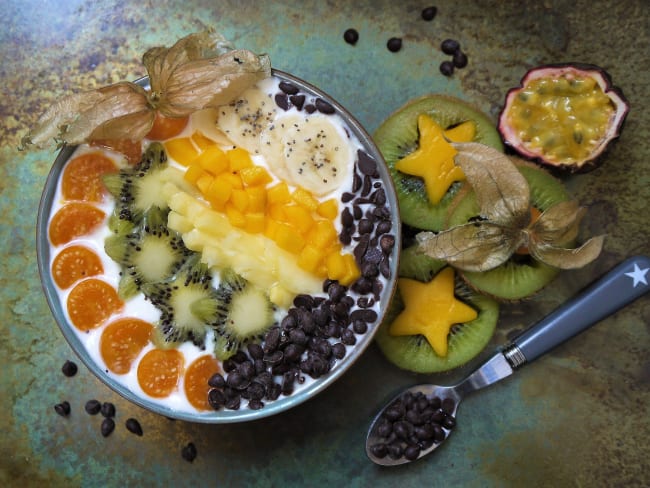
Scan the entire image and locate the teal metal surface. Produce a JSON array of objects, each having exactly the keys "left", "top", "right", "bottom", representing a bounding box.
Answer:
[{"left": 1, "top": 1, "right": 649, "bottom": 486}]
